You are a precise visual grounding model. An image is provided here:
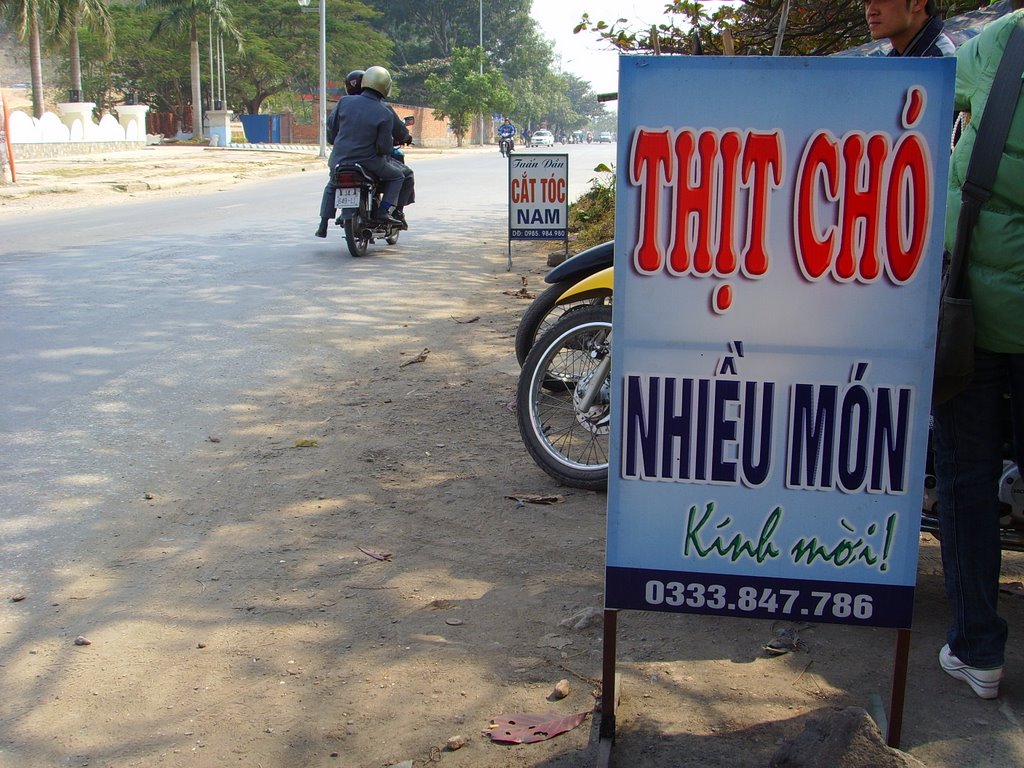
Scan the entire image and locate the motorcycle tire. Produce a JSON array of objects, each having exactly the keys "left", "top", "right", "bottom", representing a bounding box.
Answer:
[
  {"left": 516, "top": 304, "right": 612, "bottom": 491},
  {"left": 514, "top": 280, "right": 612, "bottom": 366},
  {"left": 386, "top": 230, "right": 400, "bottom": 245},
  {"left": 344, "top": 214, "right": 370, "bottom": 257}
]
